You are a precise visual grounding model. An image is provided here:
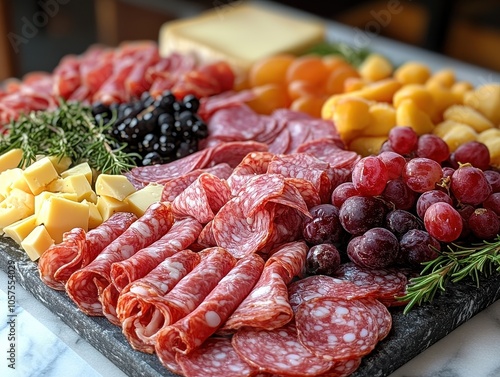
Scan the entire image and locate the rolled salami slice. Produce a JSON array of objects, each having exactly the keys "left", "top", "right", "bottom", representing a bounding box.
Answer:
[
  {"left": 219, "top": 261, "right": 292, "bottom": 332},
  {"left": 232, "top": 321, "right": 334, "bottom": 376},
  {"left": 38, "top": 212, "right": 137, "bottom": 290},
  {"left": 176, "top": 337, "right": 258, "bottom": 377},
  {"left": 65, "top": 202, "right": 173, "bottom": 316},
  {"left": 155, "top": 253, "right": 264, "bottom": 373},
  {"left": 295, "top": 297, "right": 379, "bottom": 361},
  {"left": 116, "top": 249, "right": 201, "bottom": 353}
]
